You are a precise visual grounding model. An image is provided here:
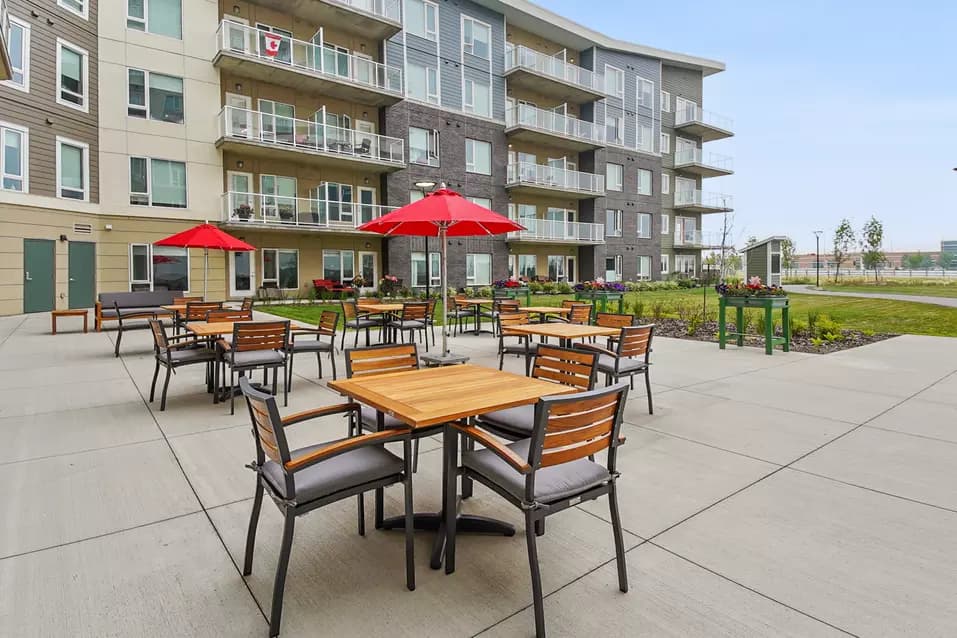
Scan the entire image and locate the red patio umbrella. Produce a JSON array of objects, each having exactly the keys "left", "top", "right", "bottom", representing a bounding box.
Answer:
[
  {"left": 358, "top": 186, "right": 525, "bottom": 360},
  {"left": 154, "top": 223, "right": 254, "bottom": 298}
]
